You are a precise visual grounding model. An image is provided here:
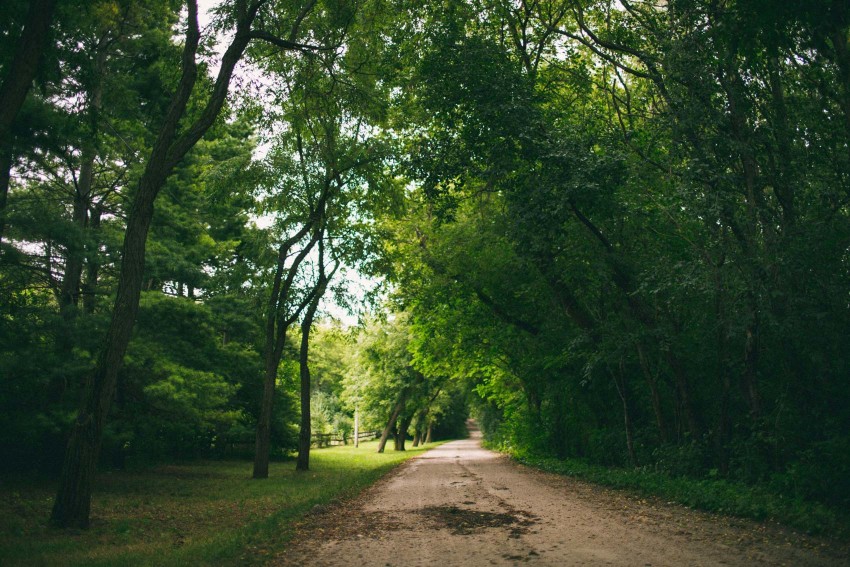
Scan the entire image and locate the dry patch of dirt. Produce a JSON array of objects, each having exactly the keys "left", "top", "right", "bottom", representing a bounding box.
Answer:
[{"left": 419, "top": 505, "right": 537, "bottom": 537}]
